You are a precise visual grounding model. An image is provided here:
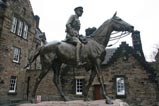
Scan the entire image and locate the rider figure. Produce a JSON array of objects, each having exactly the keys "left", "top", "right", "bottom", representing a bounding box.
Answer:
[{"left": 65, "top": 6, "right": 83, "bottom": 66}]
